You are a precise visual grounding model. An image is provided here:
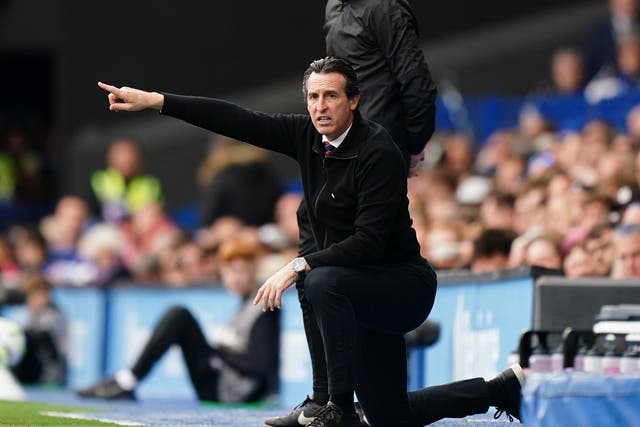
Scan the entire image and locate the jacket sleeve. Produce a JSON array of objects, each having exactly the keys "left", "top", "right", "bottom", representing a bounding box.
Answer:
[
  {"left": 161, "top": 93, "right": 302, "bottom": 159},
  {"left": 305, "top": 144, "right": 407, "bottom": 267},
  {"left": 371, "top": 0, "right": 437, "bottom": 154}
]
